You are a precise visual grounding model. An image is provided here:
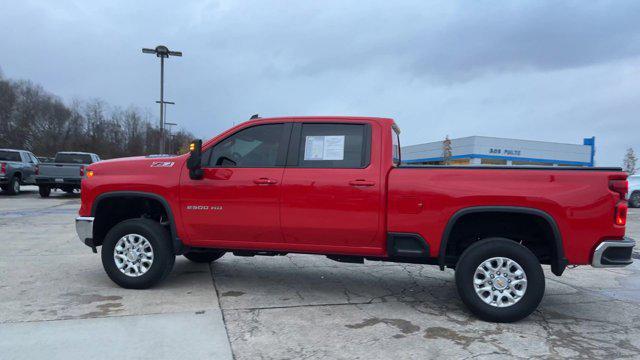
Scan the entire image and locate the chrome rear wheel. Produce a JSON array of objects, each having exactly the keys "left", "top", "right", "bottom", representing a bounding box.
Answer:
[{"left": 473, "top": 257, "right": 527, "bottom": 308}]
